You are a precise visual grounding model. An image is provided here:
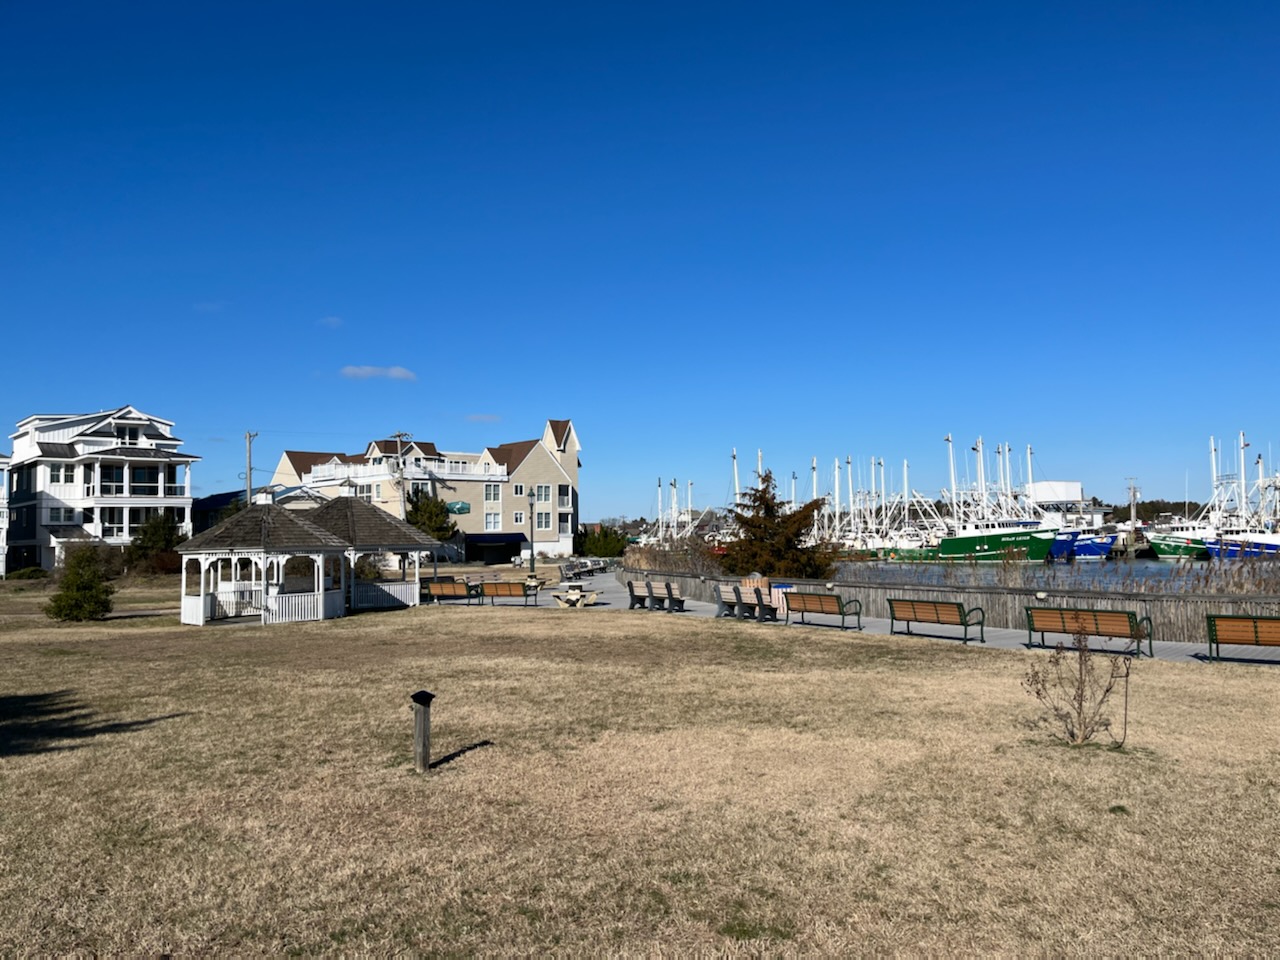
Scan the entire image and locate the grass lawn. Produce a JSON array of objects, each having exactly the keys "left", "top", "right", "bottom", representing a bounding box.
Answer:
[{"left": 1, "top": 578, "right": 1278, "bottom": 952}]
